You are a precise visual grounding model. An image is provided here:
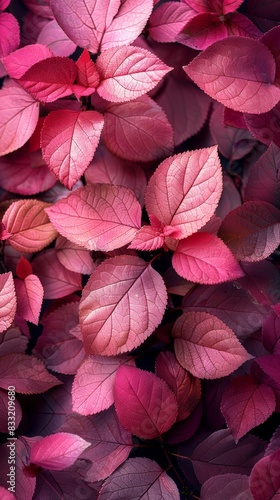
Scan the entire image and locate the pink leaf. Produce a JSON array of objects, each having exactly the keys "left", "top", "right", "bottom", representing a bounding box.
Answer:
[
  {"left": 73, "top": 49, "right": 100, "bottom": 98},
  {"left": 41, "top": 110, "right": 104, "bottom": 189},
  {"left": 30, "top": 432, "right": 90, "bottom": 470},
  {"left": 149, "top": 2, "right": 196, "bottom": 43},
  {"left": 0, "top": 487, "right": 16, "bottom": 500},
  {"left": 0, "top": 0, "right": 11, "bottom": 9},
  {"left": 99, "top": 457, "right": 180, "bottom": 499},
  {"left": 0, "top": 353, "right": 62, "bottom": 394},
  {"left": 0, "top": 82, "right": 39, "bottom": 156},
  {"left": 172, "top": 311, "right": 252, "bottom": 379},
  {"left": 79, "top": 255, "right": 167, "bottom": 355},
  {"left": 0, "top": 13, "right": 20, "bottom": 58},
  {"left": 96, "top": 45, "right": 171, "bottom": 103},
  {"left": 177, "top": 13, "right": 227, "bottom": 50},
  {"left": 184, "top": 37, "right": 280, "bottom": 114},
  {"left": 37, "top": 19, "right": 77, "bottom": 56},
  {"left": 114, "top": 365, "right": 178, "bottom": 439},
  {"left": 55, "top": 236, "right": 95, "bottom": 275},
  {"left": 145, "top": 146, "right": 222, "bottom": 239},
  {"left": 222, "top": 0, "right": 244, "bottom": 14},
  {"left": 2, "top": 199, "right": 57, "bottom": 253},
  {"left": 72, "top": 355, "right": 135, "bottom": 415},
  {"left": 2, "top": 44, "right": 53, "bottom": 79},
  {"left": 16, "top": 256, "right": 33, "bottom": 280},
  {"left": 128, "top": 225, "right": 165, "bottom": 251},
  {"left": 172, "top": 232, "right": 244, "bottom": 285},
  {"left": 225, "top": 12, "right": 262, "bottom": 38},
  {"left": 14, "top": 275, "right": 44, "bottom": 325},
  {"left": 201, "top": 474, "right": 252, "bottom": 500},
  {"left": 250, "top": 449, "right": 280, "bottom": 499},
  {"left": 18, "top": 56, "right": 77, "bottom": 103},
  {"left": 244, "top": 103, "right": 280, "bottom": 148},
  {"left": 102, "top": 95, "right": 174, "bottom": 162},
  {"left": 221, "top": 375, "right": 276, "bottom": 442},
  {"left": 0, "top": 273, "right": 16, "bottom": 333},
  {"left": 218, "top": 201, "right": 280, "bottom": 261},
  {"left": 46, "top": 184, "right": 141, "bottom": 251},
  {"left": 216, "top": 174, "right": 241, "bottom": 219}
]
